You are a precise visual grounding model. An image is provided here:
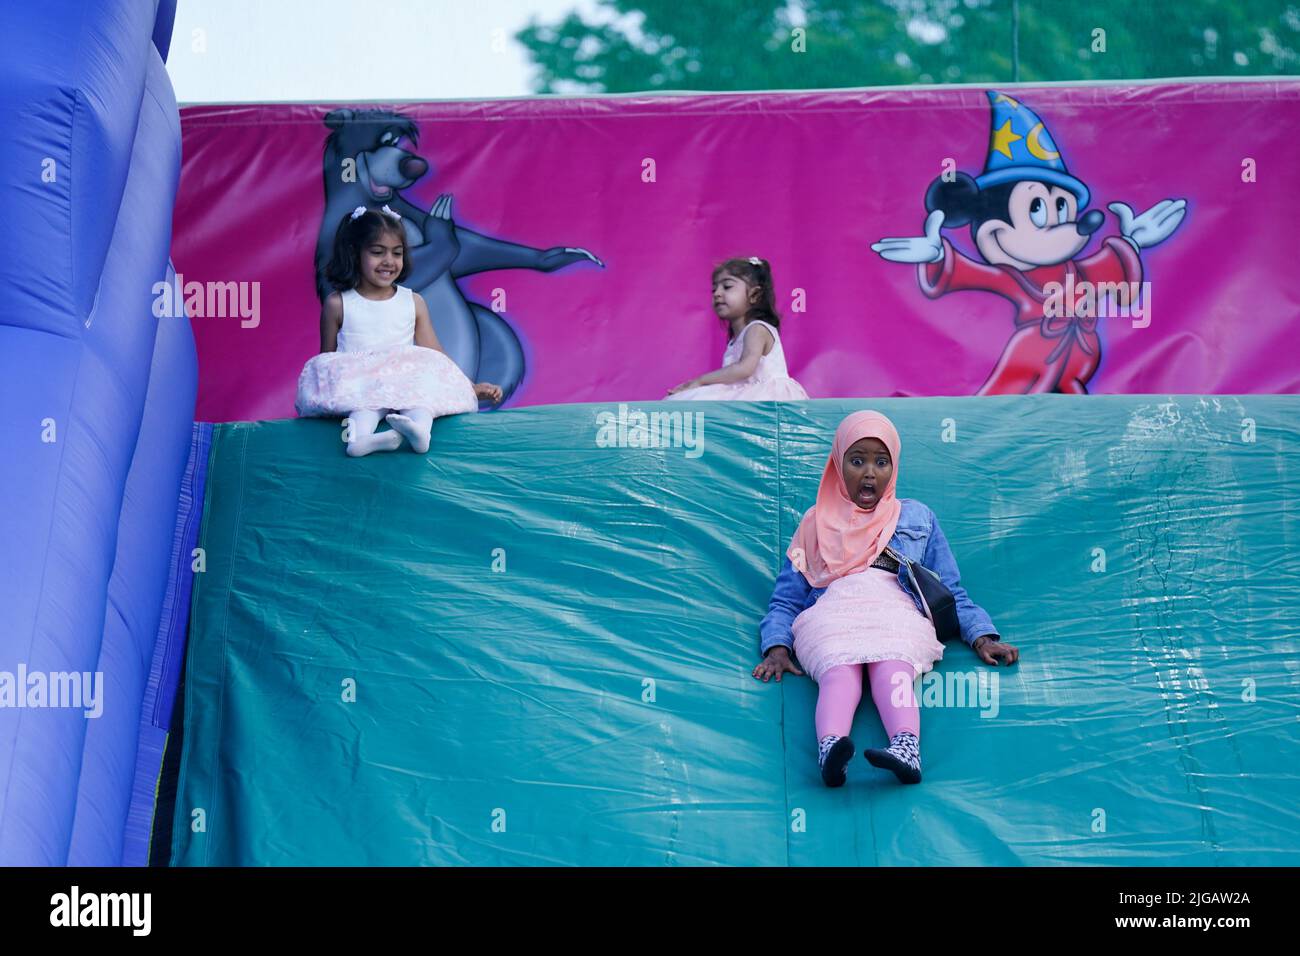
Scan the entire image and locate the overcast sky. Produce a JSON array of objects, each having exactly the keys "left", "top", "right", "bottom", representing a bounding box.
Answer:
[{"left": 165, "top": 0, "right": 605, "bottom": 104}]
